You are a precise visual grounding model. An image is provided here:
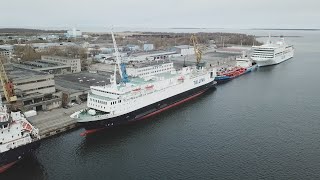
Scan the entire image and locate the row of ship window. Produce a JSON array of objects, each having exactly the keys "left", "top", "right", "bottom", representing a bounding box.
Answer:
[
  {"left": 254, "top": 49, "right": 275, "bottom": 51},
  {"left": 88, "top": 103, "right": 107, "bottom": 109},
  {"left": 90, "top": 98, "right": 122, "bottom": 105},
  {"left": 252, "top": 54, "right": 274, "bottom": 56},
  {"left": 88, "top": 102, "right": 130, "bottom": 112},
  {"left": 252, "top": 56, "right": 274, "bottom": 58},
  {"left": 252, "top": 52, "right": 274, "bottom": 55},
  {"left": 139, "top": 68, "right": 171, "bottom": 76},
  {"left": 137, "top": 64, "right": 172, "bottom": 72},
  {"left": 276, "top": 50, "right": 291, "bottom": 55},
  {"left": 94, "top": 89, "right": 119, "bottom": 95}
]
